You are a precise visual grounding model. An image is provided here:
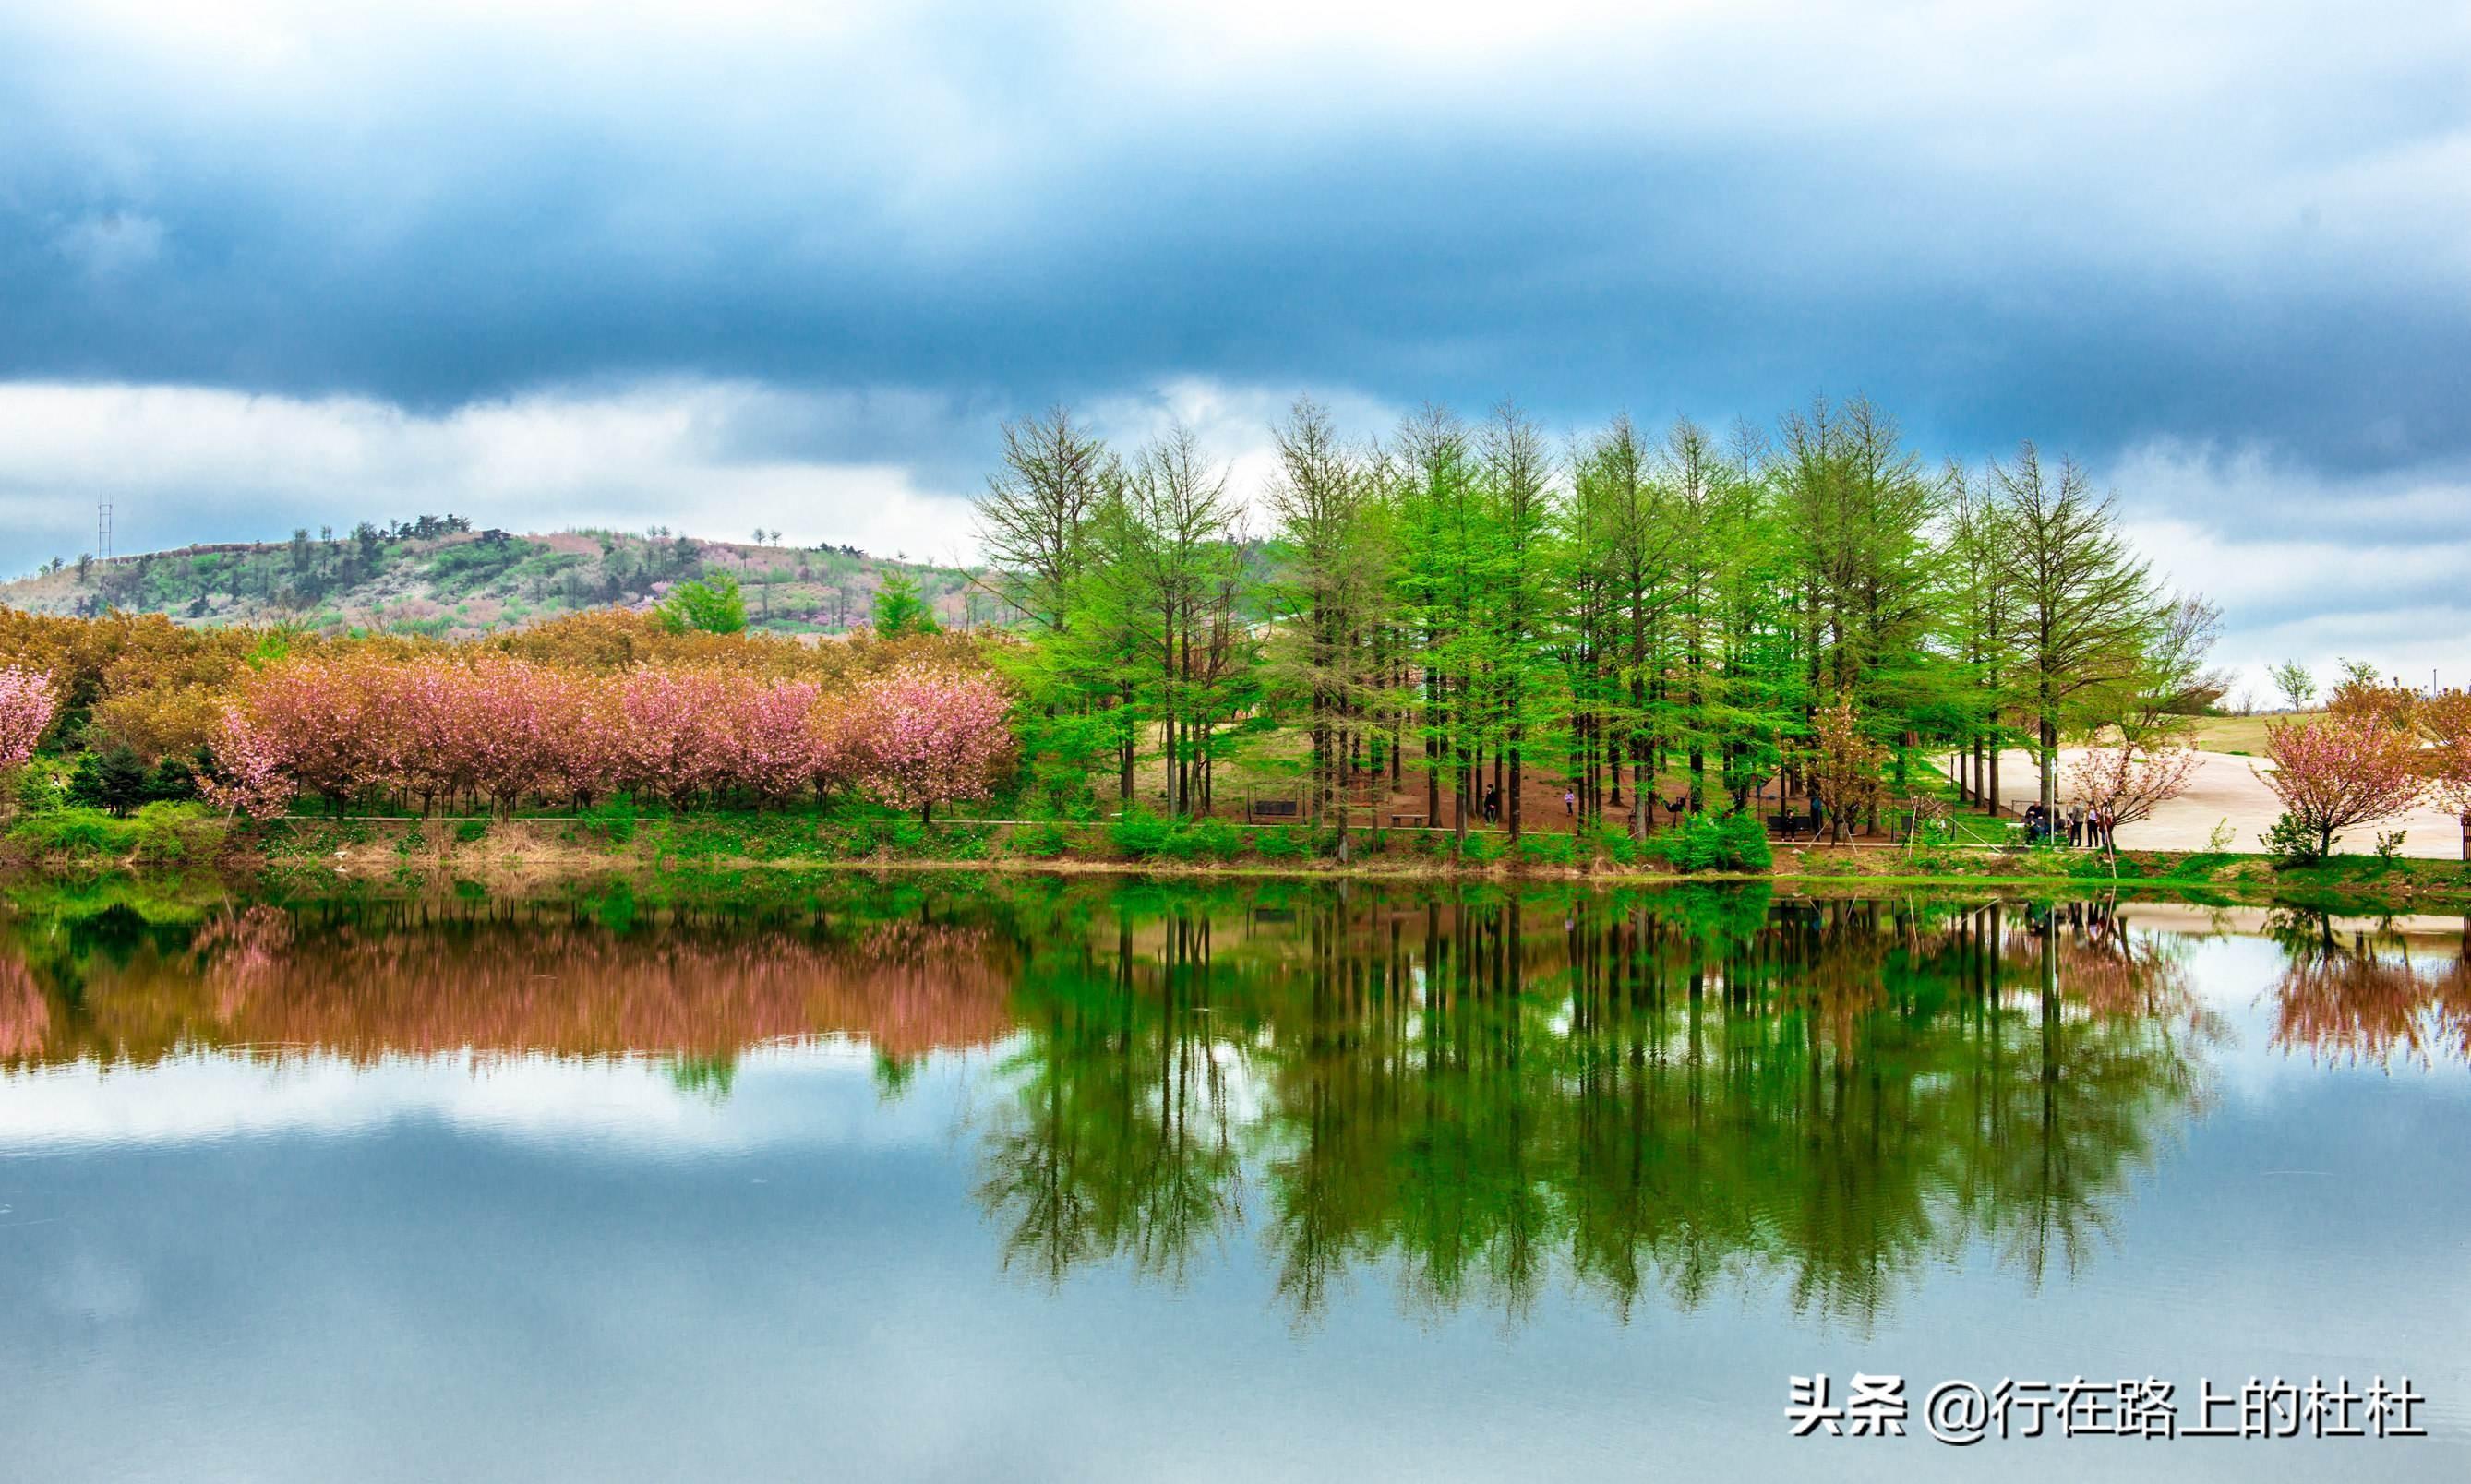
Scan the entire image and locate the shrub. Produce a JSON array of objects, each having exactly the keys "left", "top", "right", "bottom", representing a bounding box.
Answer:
[
  {"left": 1721, "top": 815, "right": 1773, "bottom": 871},
  {"left": 1182, "top": 819, "right": 1244, "bottom": 862},
  {"left": 1110, "top": 809, "right": 1171, "bottom": 858},
  {"left": 1014, "top": 820, "right": 1070, "bottom": 858},
  {"left": 8, "top": 808, "right": 127, "bottom": 863},
  {"left": 935, "top": 823, "right": 990, "bottom": 860},
  {"left": 69, "top": 745, "right": 200, "bottom": 816},
  {"left": 1517, "top": 832, "right": 1577, "bottom": 868},
  {"left": 1253, "top": 825, "right": 1301, "bottom": 860},
  {"left": 2261, "top": 811, "right": 2321, "bottom": 864},
  {"left": 1641, "top": 813, "right": 1771, "bottom": 873},
  {"left": 6, "top": 803, "right": 225, "bottom": 868},
  {"left": 574, "top": 797, "right": 640, "bottom": 846},
  {"left": 1457, "top": 832, "right": 1505, "bottom": 865}
]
